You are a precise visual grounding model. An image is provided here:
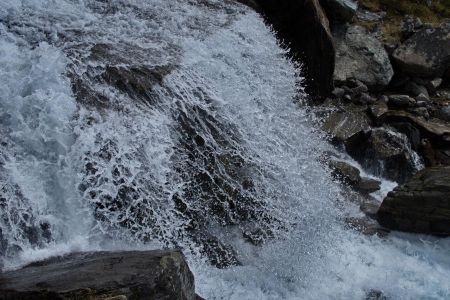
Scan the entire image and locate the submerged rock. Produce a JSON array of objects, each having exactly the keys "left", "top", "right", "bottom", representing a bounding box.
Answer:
[
  {"left": 333, "top": 25, "right": 394, "bottom": 90},
  {"left": 0, "top": 250, "right": 197, "bottom": 300},
  {"left": 393, "top": 22, "right": 450, "bottom": 78},
  {"left": 377, "top": 166, "right": 450, "bottom": 236}
]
